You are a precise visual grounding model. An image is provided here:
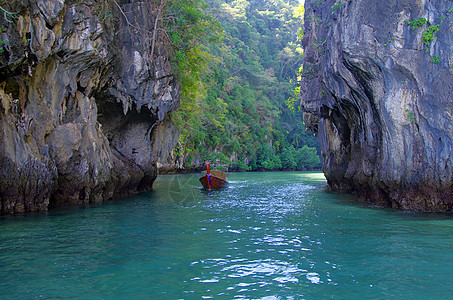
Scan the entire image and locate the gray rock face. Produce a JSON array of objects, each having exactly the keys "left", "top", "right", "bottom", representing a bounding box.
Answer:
[
  {"left": 301, "top": 0, "right": 453, "bottom": 211},
  {"left": 0, "top": 0, "right": 179, "bottom": 213}
]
